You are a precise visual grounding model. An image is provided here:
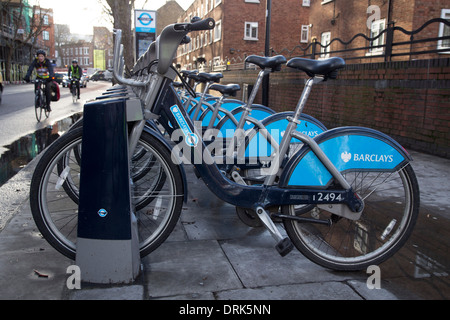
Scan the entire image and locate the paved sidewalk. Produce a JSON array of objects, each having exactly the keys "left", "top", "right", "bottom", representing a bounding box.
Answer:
[{"left": 0, "top": 149, "right": 449, "bottom": 301}]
